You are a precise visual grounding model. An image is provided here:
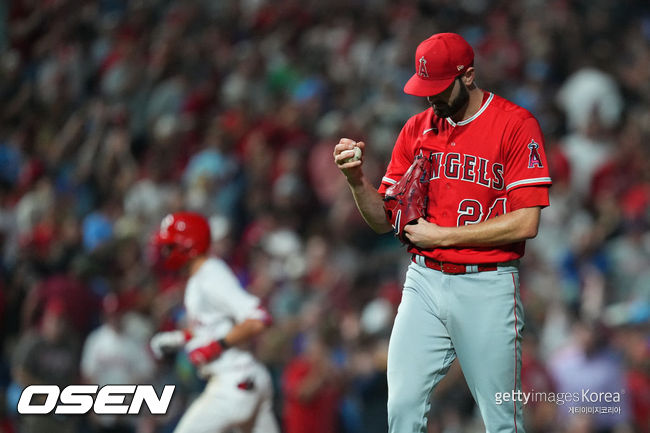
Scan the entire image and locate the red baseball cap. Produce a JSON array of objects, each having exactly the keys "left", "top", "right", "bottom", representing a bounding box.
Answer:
[{"left": 404, "top": 33, "right": 474, "bottom": 97}]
